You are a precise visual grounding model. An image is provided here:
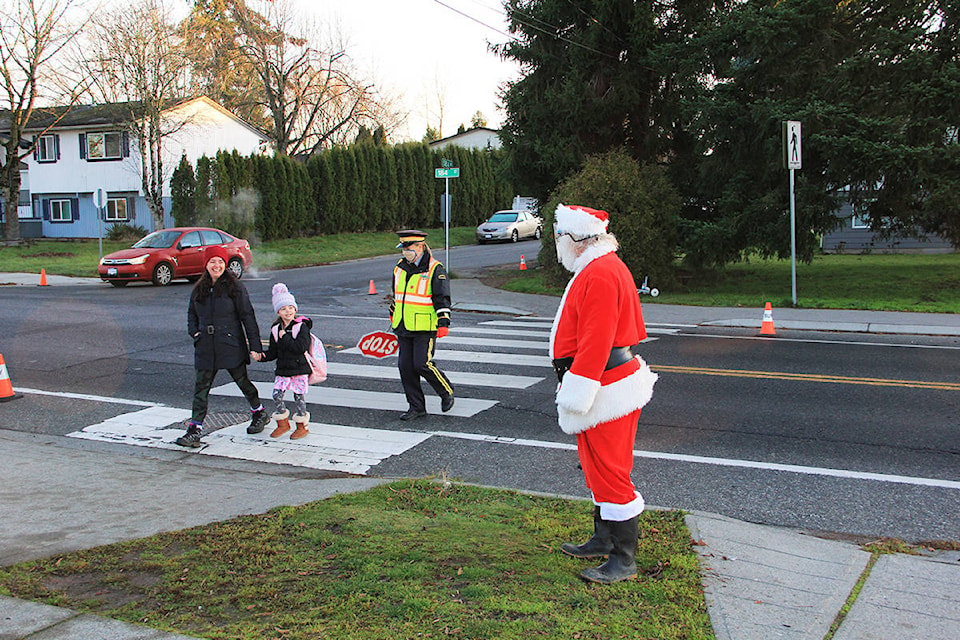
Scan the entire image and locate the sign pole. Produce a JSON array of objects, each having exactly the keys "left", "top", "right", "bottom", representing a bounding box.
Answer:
[
  {"left": 783, "top": 121, "right": 802, "bottom": 307},
  {"left": 789, "top": 168, "right": 797, "bottom": 306},
  {"left": 444, "top": 176, "right": 450, "bottom": 270}
]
